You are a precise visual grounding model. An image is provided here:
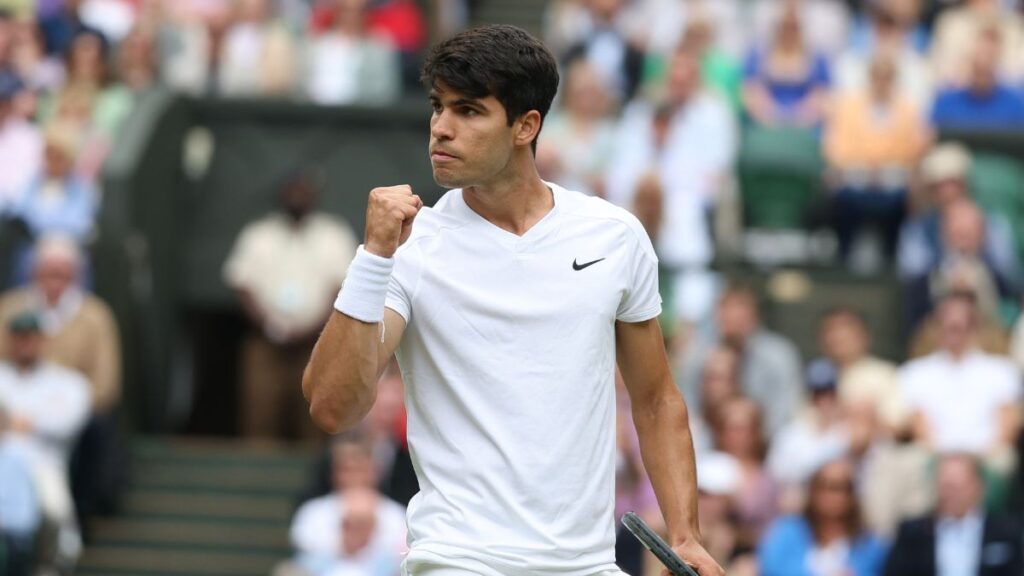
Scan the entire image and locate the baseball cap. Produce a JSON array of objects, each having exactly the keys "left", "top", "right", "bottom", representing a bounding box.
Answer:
[
  {"left": 920, "top": 143, "right": 972, "bottom": 185},
  {"left": 806, "top": 358, "right": 838, "bottom": 393},
  {"left": 8, "top": 311, "right": 41, "bottom": 334},
  {"left": 0, "top": 71, "right": 24, "bottom": 101}
]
